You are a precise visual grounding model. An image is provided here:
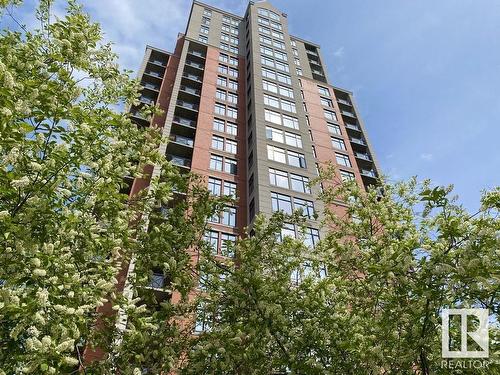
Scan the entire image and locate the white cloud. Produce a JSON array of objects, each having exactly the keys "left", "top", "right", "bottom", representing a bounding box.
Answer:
[
  {"left": 420, "top": 153, "right": 433, "bottom": 161},
  {"left": 333, "top": 46, "right": 345, "bottom": 58}
]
